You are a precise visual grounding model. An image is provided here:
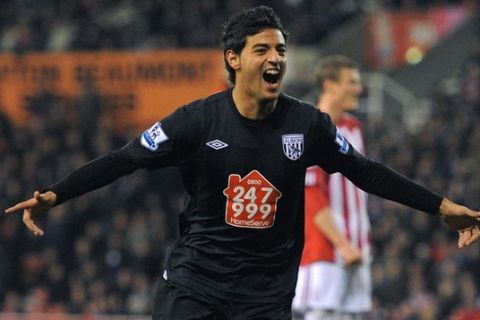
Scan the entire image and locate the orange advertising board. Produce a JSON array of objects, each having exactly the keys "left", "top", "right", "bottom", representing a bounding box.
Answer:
[{"left": 0, "top": 50, "right": 226, "bottom": 130}]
